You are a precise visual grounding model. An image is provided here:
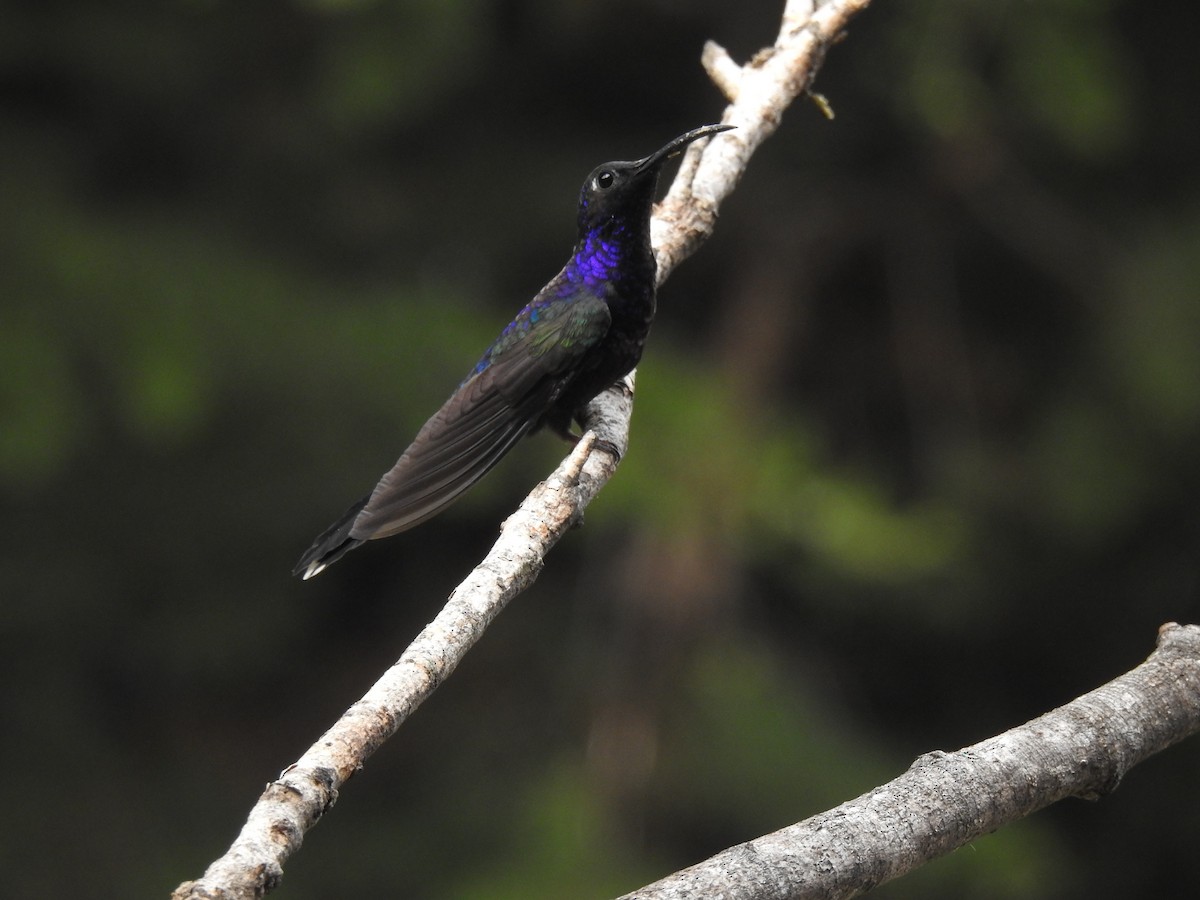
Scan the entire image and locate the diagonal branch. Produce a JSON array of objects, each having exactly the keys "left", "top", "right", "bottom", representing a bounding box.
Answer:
[
  {"left": 619, "top": 623, "right": 1200, "bottom": 900},
  {"left": 172, "top": 2, "right": 872, "bottom": 897}
]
